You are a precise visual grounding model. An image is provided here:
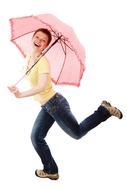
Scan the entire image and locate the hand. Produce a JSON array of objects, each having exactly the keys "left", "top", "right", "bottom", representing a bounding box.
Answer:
[
  {"left": 8, "top": 85, "right": 18, "bottom": 93},
  {"left": 8, "top": 85, "right": 22, "bottom": 98}
]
